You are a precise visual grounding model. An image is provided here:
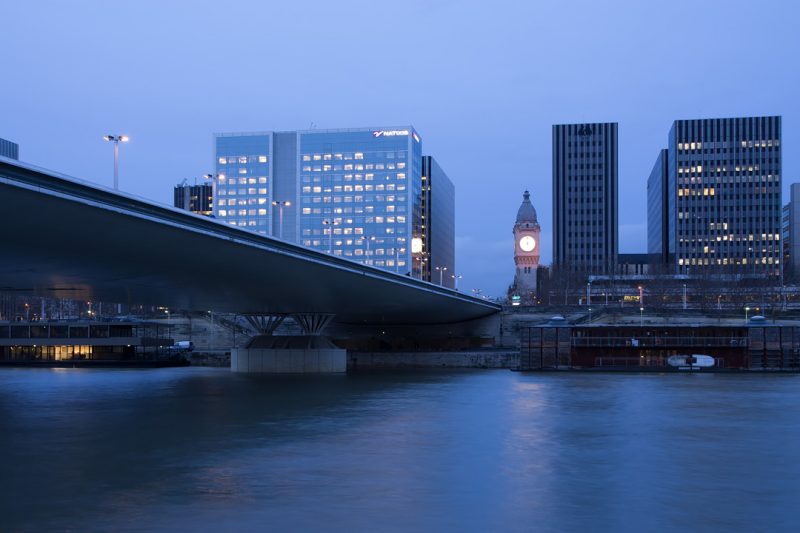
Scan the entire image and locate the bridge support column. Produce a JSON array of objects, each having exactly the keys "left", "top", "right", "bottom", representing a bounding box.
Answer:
[
  {"left": 231, "top": 313, "right": 345, "bottom": 374},
  {"left": 242, "top": 314, "right": 286, "bottom": 335},
  {"left": 292, "top": 313, "right": 335, "bottom": 336}
]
